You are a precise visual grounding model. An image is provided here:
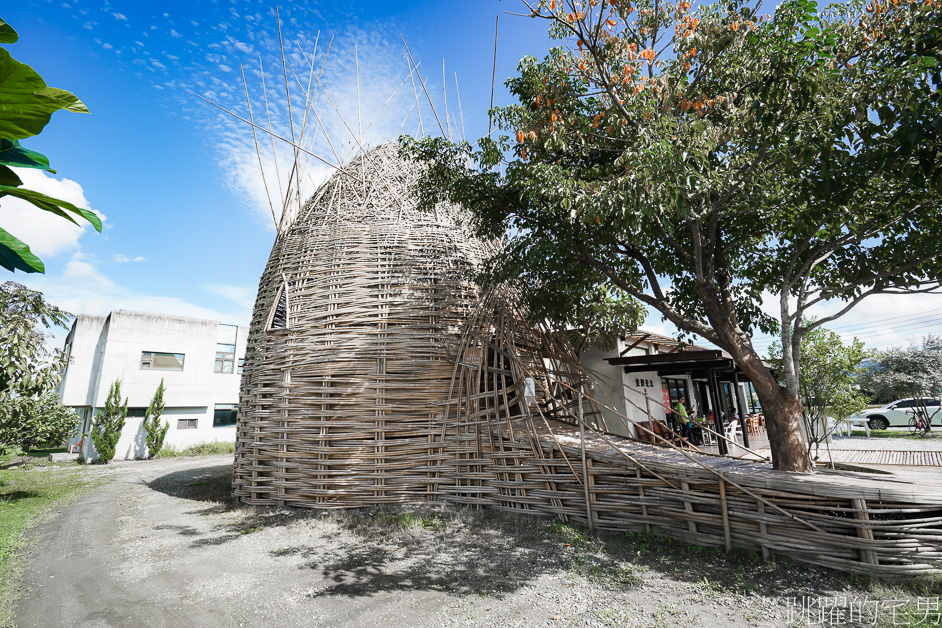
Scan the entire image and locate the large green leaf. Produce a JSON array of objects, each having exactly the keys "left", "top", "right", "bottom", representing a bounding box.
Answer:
[
  {"left": 0, "top": 164, "right": 21, "bottom": 186},
  {"left": 0, "top": 139, "right": 51, "bottom": 170},
  {"left": 0, "top": 19, "right": 18, "bottom": 45},
  {"left": 0, "top": 226, "right": 43, "bottom": 273},
  {"left": 0, "top": 185, "right": 101, "bottom": 231},
  {"left": 0, "top": 48, "right": 88, "bottom": 140}
]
